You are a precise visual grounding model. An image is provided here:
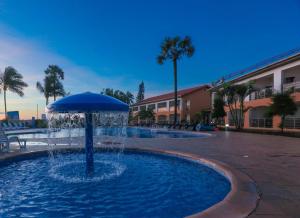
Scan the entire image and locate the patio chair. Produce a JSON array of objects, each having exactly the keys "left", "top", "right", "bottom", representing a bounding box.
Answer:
[
  {"left": 0, "top": 129, "right": 27, "bottom": 152},
  {"left": 183, "top": 124, "right": 189, "bottom": 130},
  {"left": 187, "top": 125, "right": 195, "bottom": 131},
  {"left": 2, "top": 122, "right": 10, "bottom": 130},
  {"left": 11, "top": 122, "right": 20, "bottom": 129},
  {"left": 9, "top": 122, "right": 19, "bottom": 130}
]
